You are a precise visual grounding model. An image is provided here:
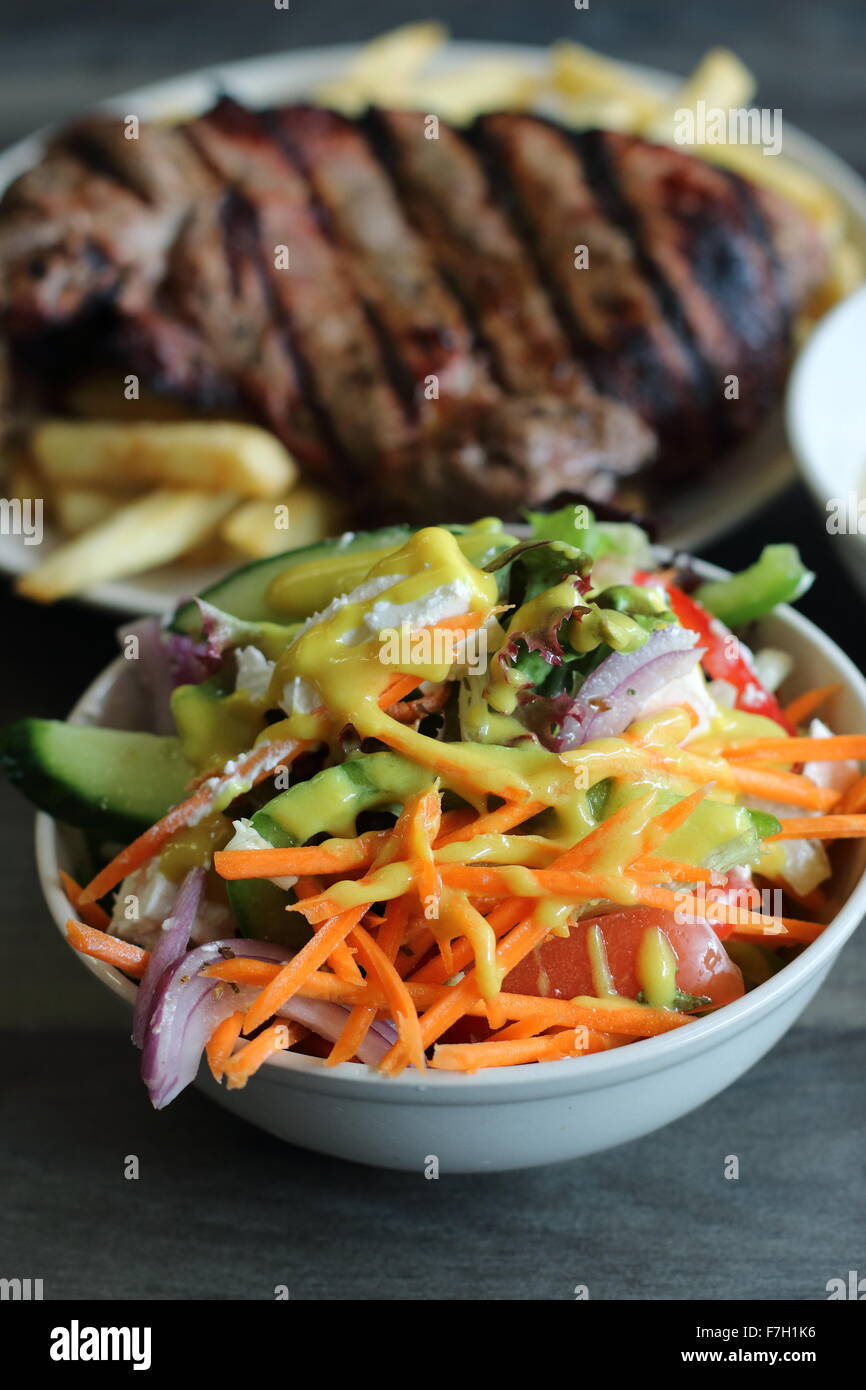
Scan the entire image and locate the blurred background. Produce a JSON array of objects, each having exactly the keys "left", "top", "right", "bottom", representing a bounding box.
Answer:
[{"left": 0, "top": 0, "right": 863, "bottom": 168}]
